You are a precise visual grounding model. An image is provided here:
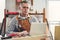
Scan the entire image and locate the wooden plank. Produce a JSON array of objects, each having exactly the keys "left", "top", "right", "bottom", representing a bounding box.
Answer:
[{"left": 55, "top": 26, "right": 60, "bottom": 40}]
